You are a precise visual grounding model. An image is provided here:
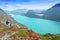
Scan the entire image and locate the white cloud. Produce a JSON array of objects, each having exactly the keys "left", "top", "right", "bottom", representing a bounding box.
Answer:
[
  {"left": 0, "top": 5, "right": 18, "bottom": 11},
  {"left": 36, "top": 14, "right": 44, "bottom": 16},
  {"left": 0, "top": 4, "right": 52, "bottom": 11}
]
